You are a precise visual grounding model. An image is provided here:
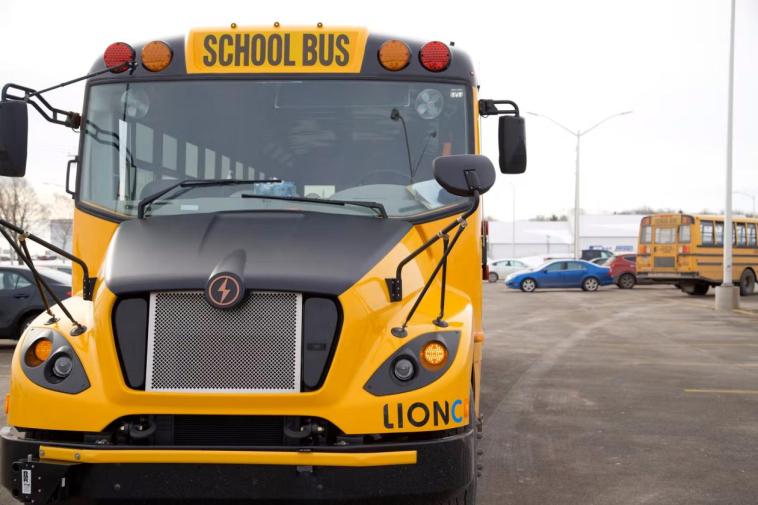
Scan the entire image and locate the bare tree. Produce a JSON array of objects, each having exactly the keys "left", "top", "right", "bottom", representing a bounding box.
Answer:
[{"left": 0, "top": 178, "right": 49, "bottom": 264}]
